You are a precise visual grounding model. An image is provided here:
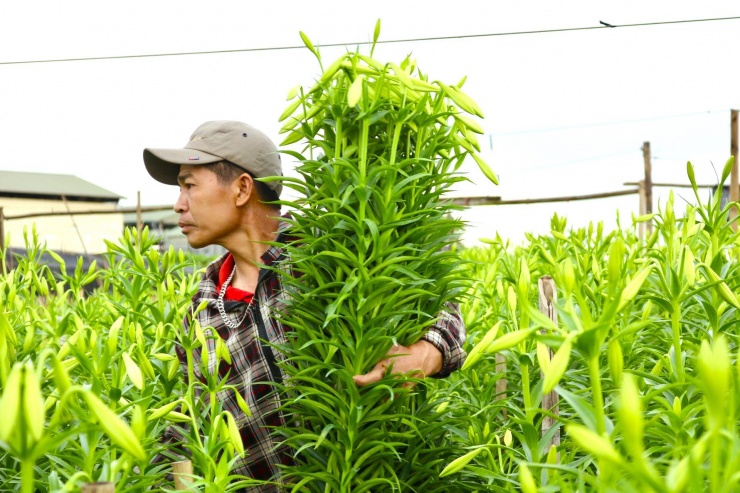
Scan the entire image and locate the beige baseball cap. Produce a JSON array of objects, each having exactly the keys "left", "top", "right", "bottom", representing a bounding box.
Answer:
[{"left": 143, "top": 120, "right": 283, "bottom": 196}]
